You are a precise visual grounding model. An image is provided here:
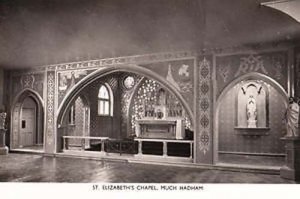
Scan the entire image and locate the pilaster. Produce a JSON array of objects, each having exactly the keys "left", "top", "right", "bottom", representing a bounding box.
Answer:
[{"left": 280, "top": 137, "right": 300, "bottom": 181}]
